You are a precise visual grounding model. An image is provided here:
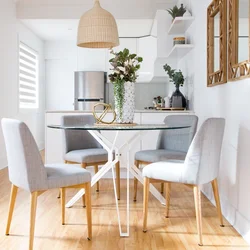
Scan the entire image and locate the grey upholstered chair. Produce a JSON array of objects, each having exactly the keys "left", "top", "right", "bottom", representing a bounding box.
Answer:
[
  {"left": 1, "top": 119, "right": 92, "bottom": 250},
  {"left": 142, "top": 118, "right": 225, "bottom": 246},
  {"left": 134, "top": 115, "right": 198, "bottom": 201},
  {"left": 61, "top": 115, "right": 121, "bottom": 199}
]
